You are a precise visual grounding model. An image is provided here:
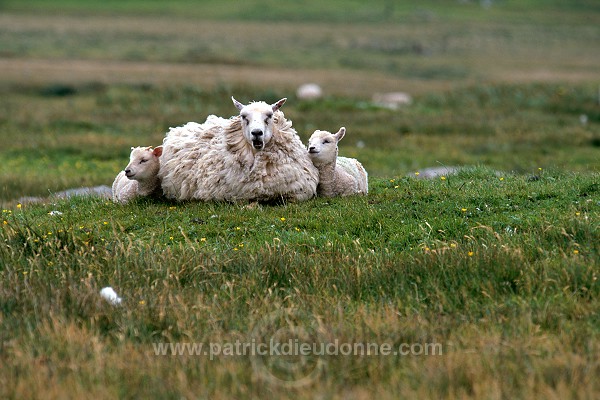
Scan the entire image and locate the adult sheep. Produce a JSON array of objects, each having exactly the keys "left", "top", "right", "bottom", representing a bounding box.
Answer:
[{"left": 159, "top": 97, "right": 318, "bottom": 203}]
